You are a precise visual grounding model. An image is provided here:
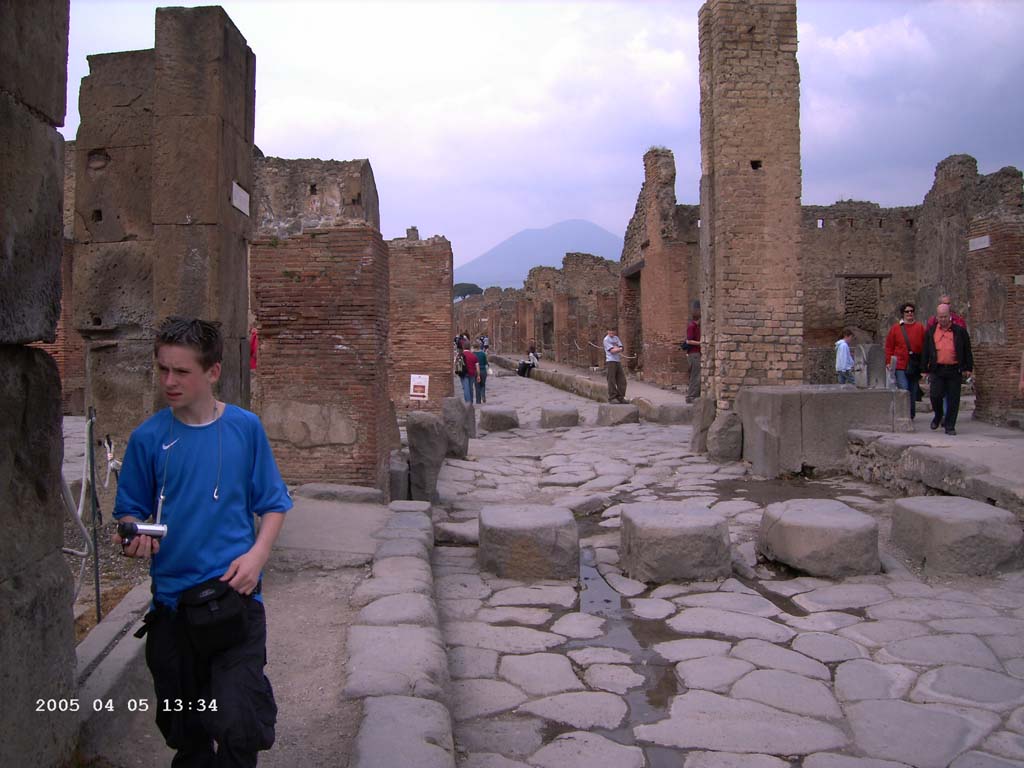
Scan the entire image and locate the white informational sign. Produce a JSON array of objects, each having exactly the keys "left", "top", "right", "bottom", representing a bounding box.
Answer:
[
  {"left": 231, "top": 181, "right": 250, "bottom": 216},
  {"left": 409, "top": 374, "right": 430, "bottom": 401},
  {"left": 968, "top": 234, "right": 990, "bottom": 252}
]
